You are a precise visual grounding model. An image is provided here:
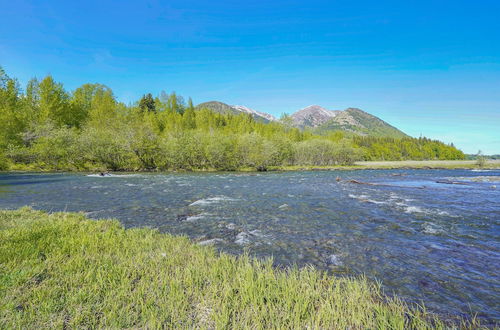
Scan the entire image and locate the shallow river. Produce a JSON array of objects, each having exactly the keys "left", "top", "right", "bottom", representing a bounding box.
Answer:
[{"left": 1, "top": 169, "right": 499, "bottom": 323}]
